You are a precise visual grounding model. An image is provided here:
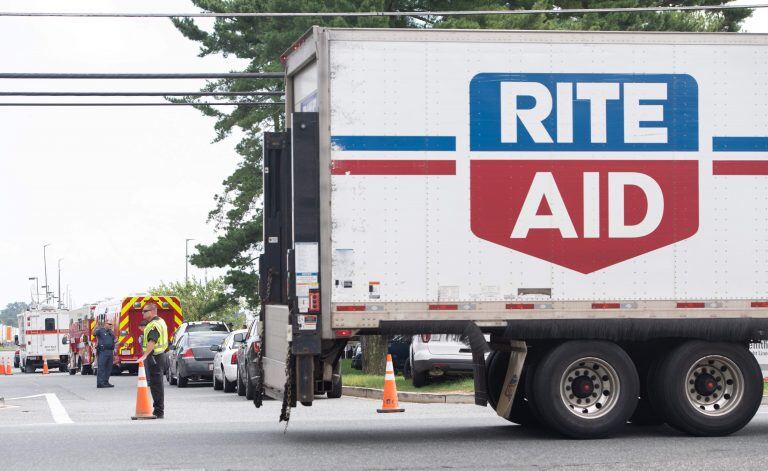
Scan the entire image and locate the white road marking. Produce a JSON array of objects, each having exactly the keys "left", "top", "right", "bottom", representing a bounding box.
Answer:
[{"left": 2, "top": 393, "right": 74, "bottom": 424}]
